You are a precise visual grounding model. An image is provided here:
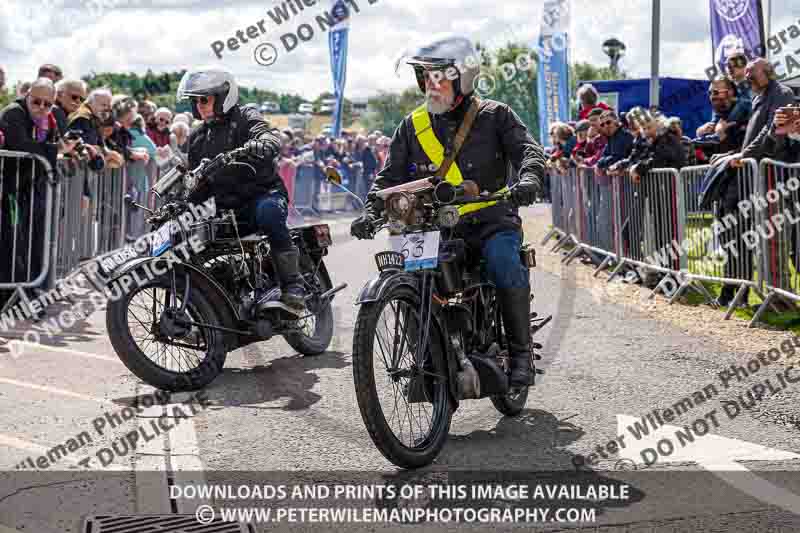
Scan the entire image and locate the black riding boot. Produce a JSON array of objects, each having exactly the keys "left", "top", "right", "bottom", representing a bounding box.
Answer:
[
  {"left": 497, "top": 287, "right": 532, "bottom": 389},
  {"left": 273, "top": 247, "right": 306, "bottom": 311}
]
